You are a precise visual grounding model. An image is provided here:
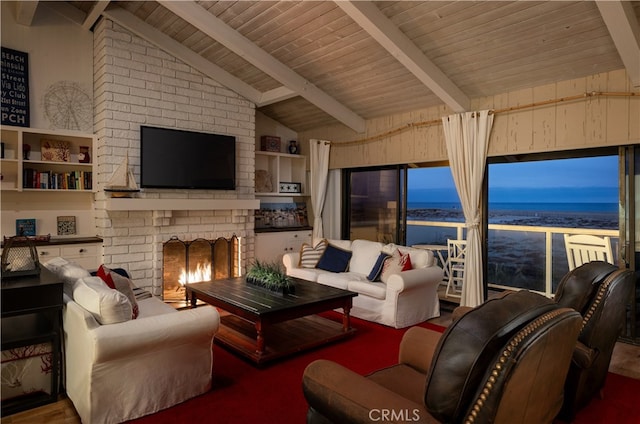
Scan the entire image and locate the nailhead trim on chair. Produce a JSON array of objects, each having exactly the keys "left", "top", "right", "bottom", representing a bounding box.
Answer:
[
  {"left": 581, "top": 270, "right": 621, "bottom": 330},
  {"left": 463, "top": 308, "right": 567, "bottom": 424}
]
